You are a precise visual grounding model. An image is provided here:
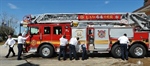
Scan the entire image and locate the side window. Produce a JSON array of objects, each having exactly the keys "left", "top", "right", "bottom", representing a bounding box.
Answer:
[
  {"left": 44, "top": 27, "right": 50, "bottom": 34},
  {"left": 53, "top": 26, "right": 62, "bottom": 35},
  {"left": 89, "top": 29, "right": 93, "bottom": 35},
  {"left": 30, "top": 27, "right": 39, "bottom": 35}
]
